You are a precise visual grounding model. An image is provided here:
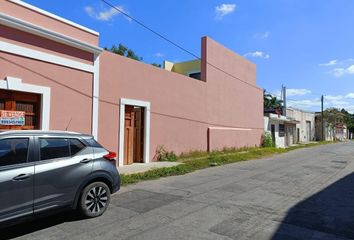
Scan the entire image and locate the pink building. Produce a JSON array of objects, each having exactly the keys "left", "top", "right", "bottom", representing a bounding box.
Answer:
[{"left": 0, "top": 0, "right": 264, "bottom": 166}]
